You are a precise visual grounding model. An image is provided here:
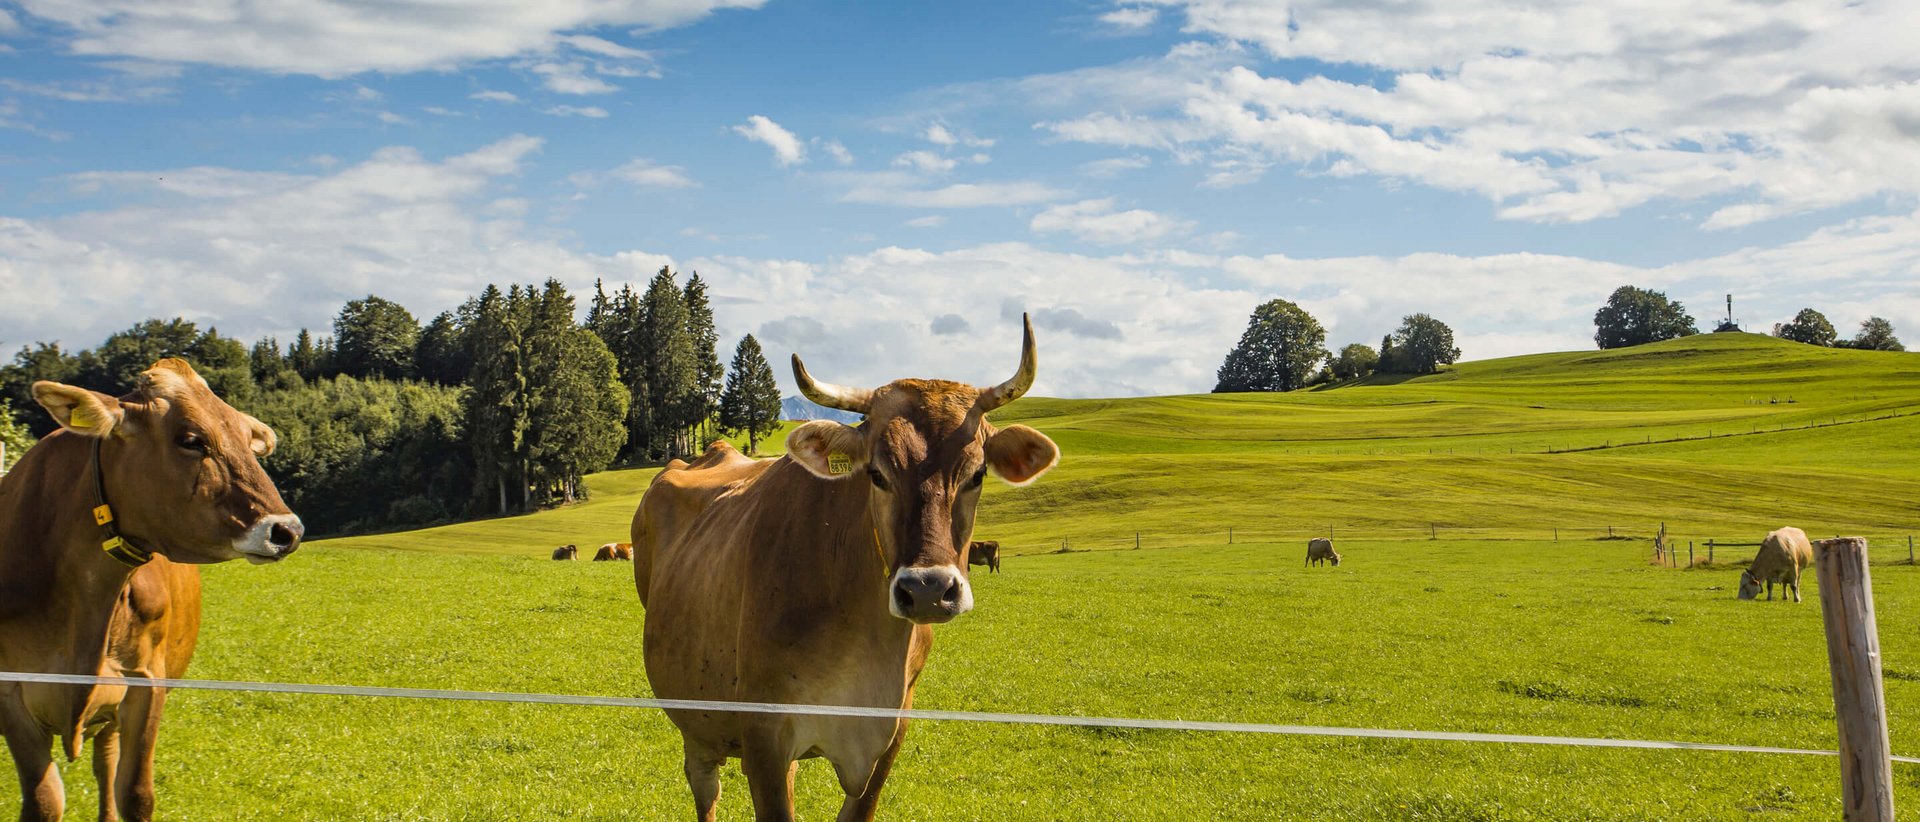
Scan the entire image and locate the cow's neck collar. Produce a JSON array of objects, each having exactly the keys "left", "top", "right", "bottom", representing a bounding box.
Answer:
[{"left": 90, "top": 437, "right": 154, "bottom": 568}]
